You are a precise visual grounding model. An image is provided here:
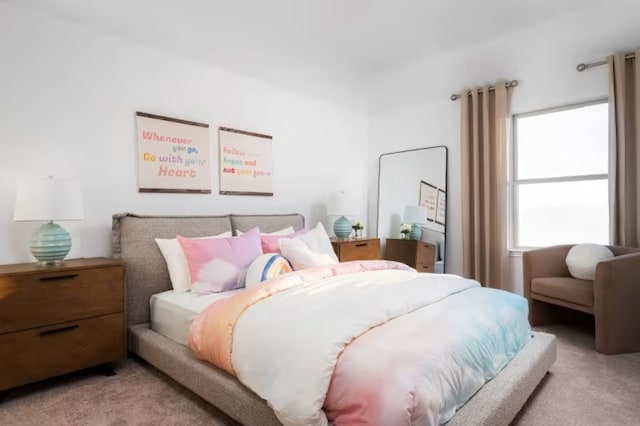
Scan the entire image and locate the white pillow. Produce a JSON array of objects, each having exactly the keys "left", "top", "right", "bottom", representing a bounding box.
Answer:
[
  {"left": 565, "top": 243, "right": 614, "bottom": 281},
  {"left": 279, "top": 222, "right": 338, "bottom": 270},
  {"left": 236, "top": 226, "right": 294, "bottom": 236},
  {"left": 155, "top": 231, "right": 232, "bottom": 293},
  {"left": 245, "top": 254, "right": 293, "bottom": 288}
]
